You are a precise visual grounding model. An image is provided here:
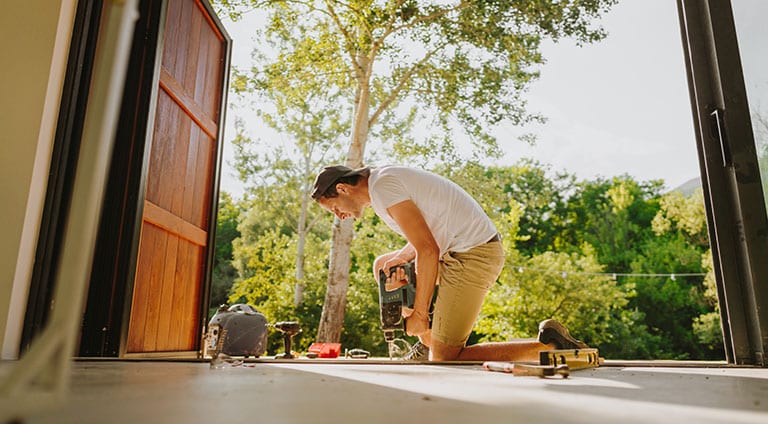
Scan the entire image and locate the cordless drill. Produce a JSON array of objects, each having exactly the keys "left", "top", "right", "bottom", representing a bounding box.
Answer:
[{"left": 378, "top": 260, "right": 418, "bottom": 357}]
